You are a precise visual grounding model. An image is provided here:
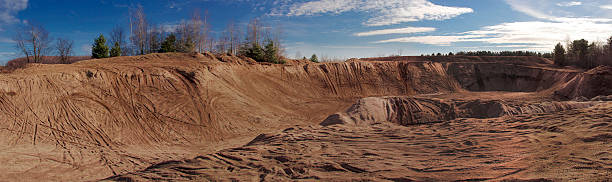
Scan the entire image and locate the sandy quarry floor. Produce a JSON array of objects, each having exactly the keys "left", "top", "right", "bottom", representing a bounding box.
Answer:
[{"left": 107, "top": 102, "right": 612, "bottom": 181}]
